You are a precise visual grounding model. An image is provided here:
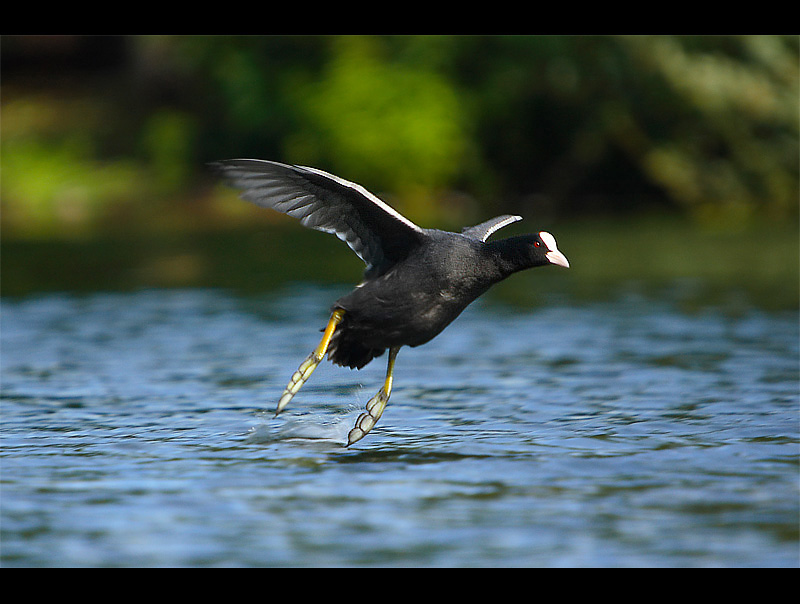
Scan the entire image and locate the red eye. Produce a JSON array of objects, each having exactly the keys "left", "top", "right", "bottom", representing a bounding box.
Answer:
[{"left": 534, "top": 241, "right": 541, "bottom": 247}]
